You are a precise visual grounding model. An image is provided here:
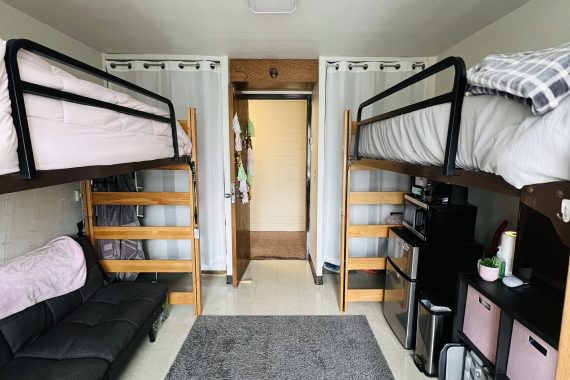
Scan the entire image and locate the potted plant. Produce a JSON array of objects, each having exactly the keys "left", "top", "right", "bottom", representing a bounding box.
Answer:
[{"left": 477, "top": 256, "right": 501, "bottom": 282}]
